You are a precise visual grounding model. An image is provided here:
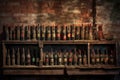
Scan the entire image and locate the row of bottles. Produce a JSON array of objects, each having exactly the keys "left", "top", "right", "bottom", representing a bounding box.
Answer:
[
  {"left": 5, "top": 47, "right": 115, "bottom": 66},
  {"left": 3, "top": 24, "right": 104, "bottom": 41},
  {"left": 90, "top": 48, "right": 115, "bottom": 65},
  {"left": 43, "top": 49, "right": 88, "bottom": 66},
  {"left": 5, "top": 47, "right": 40, "bottom": 66}
]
